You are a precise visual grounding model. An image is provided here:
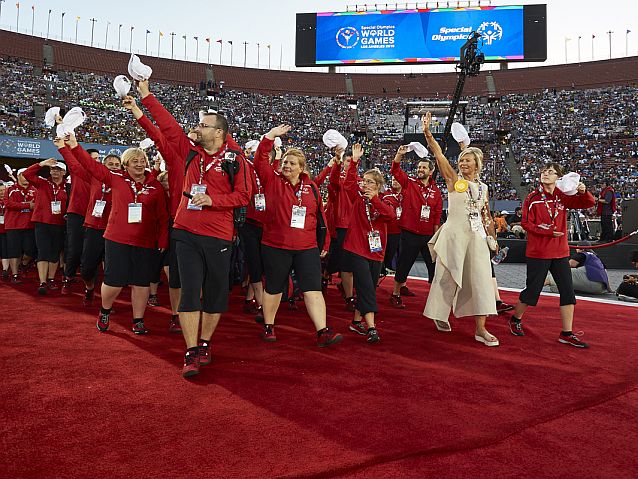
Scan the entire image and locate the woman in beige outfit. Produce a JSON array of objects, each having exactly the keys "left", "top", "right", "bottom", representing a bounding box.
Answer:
[{"left": 421, "top": 113, "right": 499, "bottom": 347}]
